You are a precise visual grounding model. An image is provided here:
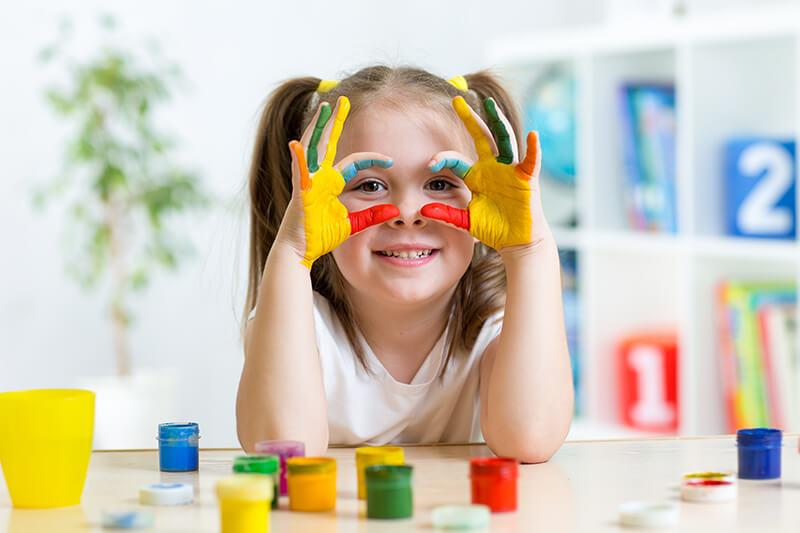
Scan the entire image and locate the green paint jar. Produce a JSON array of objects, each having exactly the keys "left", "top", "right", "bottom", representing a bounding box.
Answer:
[
  {"left": 365, "top": 464, "right": 413, "bottom": 519},
  {"left": 232, "top": 454, "right": 280, "bottom": 509}
]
